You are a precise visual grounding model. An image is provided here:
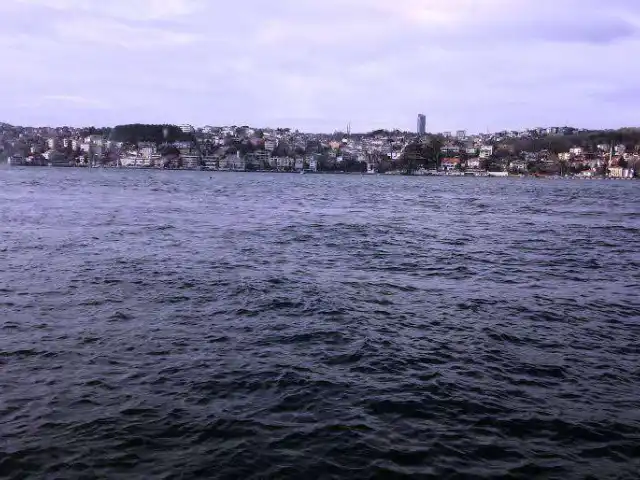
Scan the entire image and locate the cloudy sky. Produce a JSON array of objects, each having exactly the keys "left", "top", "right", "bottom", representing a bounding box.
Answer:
[{"left": 1, "top": 0, "right": 639, "bottom": 132}]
